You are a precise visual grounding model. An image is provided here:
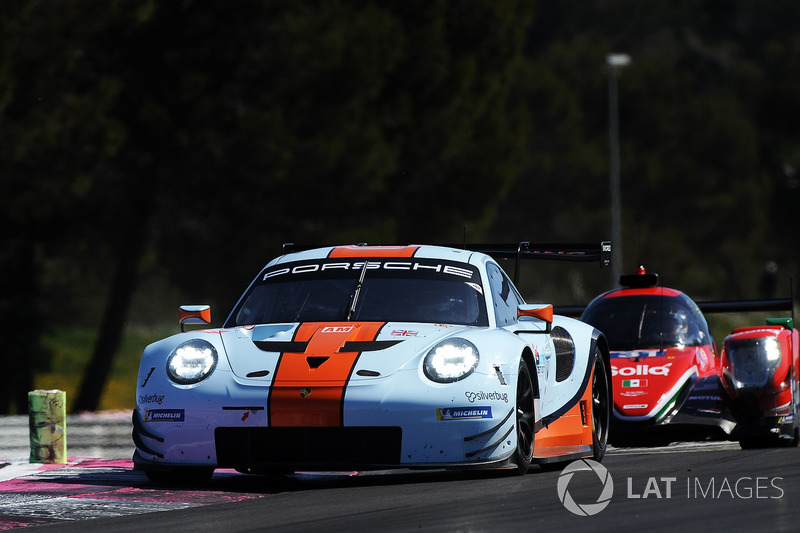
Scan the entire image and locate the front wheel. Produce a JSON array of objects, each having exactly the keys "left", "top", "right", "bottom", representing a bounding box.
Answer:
[
  {"left": 591, "top": 350, "right": 611, "bottom": 461},
  {"left": 513, "top": 359, "right": 535, "bottom": 475},
  {"left": 740, "top": 377, "right": 800, "bottom": 449}
]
